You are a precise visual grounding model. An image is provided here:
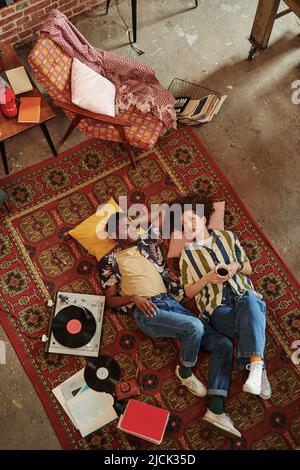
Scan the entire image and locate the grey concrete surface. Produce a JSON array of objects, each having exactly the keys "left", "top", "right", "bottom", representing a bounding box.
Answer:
[
  {"left": 0, "top": 0, "right": 299, "bottom": 449},
  {"left": 0, "top": 327, "right": 61, "bottom": 449}
]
